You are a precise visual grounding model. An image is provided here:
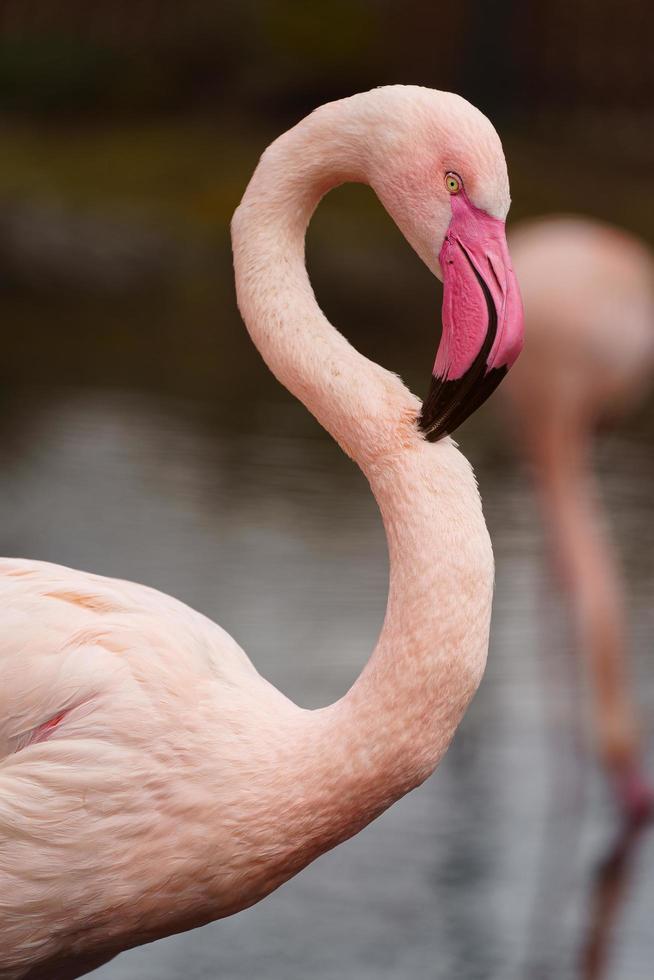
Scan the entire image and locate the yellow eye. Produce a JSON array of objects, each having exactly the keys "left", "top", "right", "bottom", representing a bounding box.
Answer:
[{"left": 445, "top": 172, "right": 462, "bottom": 194}]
